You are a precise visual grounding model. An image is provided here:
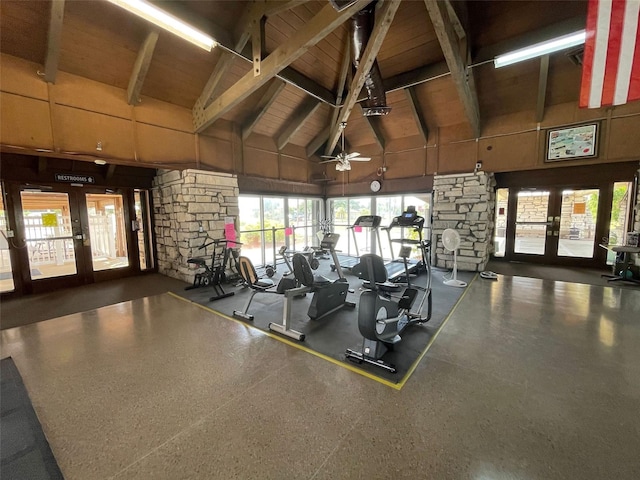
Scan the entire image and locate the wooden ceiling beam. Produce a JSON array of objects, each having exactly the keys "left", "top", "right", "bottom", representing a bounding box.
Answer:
[
  {"left": 405, "top": 86, "right": 429, "bottom": 143},
  {"left": 251, "top": 15, "right": 266, "bottom": 77},
  {"left": 306, "top": 126, "right": 330, "bottom": 158},
  {"left": 127, "top": 31, "right": 159, "bottom": 105},
  {"left": 194, "top": 0, "right": 370, "bottom": 133},
  {"left": 326, "top": 0, "right": 401, "bottom": 155},
  {"left": 424, "top": 0, "right": 480, "bottom": 138},
  {"left": 43, "top": 0, "right": 65, "bottom": 83},
  {"left": 241, "top": 79, "right": 286, "bottom": 141},
  {"left": 263, "top": 0, "right": 310, "bottom": 18},
  {"left": 195, "top": 2, "right": 264, "bottom": 112},
  {"left": 277, "top": 98, "right": 322, "bottom": 150},
  {"left": 536, "top": 55, "right": 550, "bottom": 123}
]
